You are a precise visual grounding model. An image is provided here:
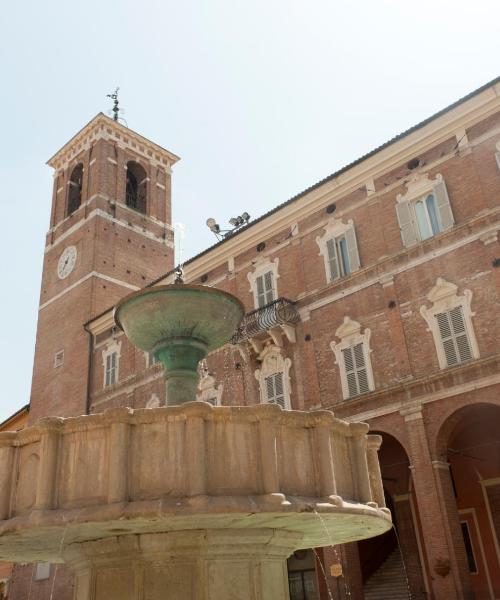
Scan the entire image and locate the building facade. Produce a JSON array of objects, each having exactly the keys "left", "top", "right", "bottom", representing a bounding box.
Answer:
[{"left": 7, "top": 77, "right": 500, "bottom": 599}]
